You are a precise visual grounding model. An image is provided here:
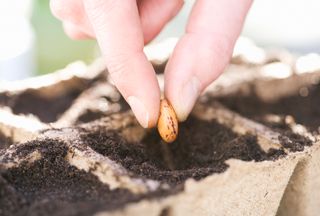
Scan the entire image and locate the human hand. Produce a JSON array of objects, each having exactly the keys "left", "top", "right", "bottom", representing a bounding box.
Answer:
[{"left": 50, "top": 0, "right": 252, "bottom": 128}]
